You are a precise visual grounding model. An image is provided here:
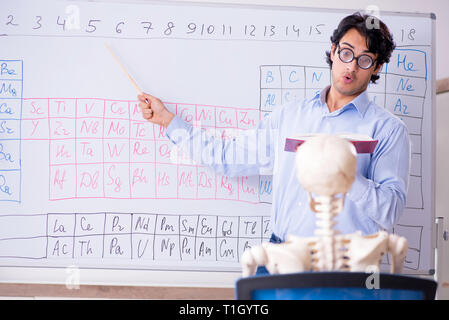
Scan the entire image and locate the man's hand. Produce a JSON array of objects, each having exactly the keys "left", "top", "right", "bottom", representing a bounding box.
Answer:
[{"left": 138, "top": 92, "right": 174, "bottom": 128}]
